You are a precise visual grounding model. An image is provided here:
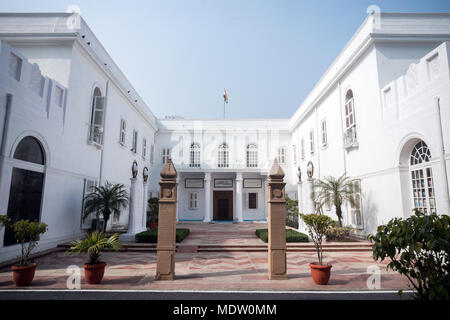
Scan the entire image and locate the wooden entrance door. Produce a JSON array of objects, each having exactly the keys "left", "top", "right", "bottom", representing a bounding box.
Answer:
[{"left": 213, "top": 191, "right": 233, "bottom": 221}]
